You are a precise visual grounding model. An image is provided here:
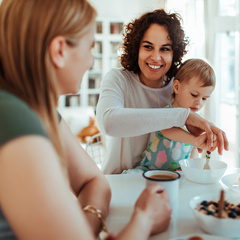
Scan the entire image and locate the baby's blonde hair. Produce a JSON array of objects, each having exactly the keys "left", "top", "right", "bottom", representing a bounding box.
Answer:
[{"left": 173, "top": 58, "right": 216, "bottom": 98}]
